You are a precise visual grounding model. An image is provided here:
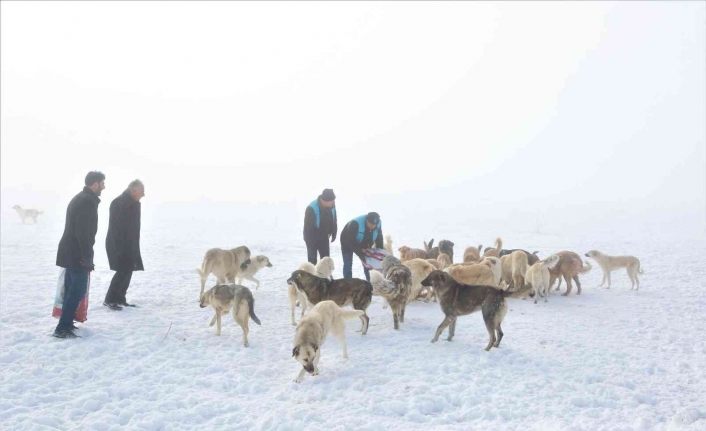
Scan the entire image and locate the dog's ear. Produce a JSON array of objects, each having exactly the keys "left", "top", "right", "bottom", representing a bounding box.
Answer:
[
  {"left": 533, "top": 251, "right": 539, "bottom": 255},
  {"left": 292, "top": 346, "right": 299, "bottom": 357}
]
